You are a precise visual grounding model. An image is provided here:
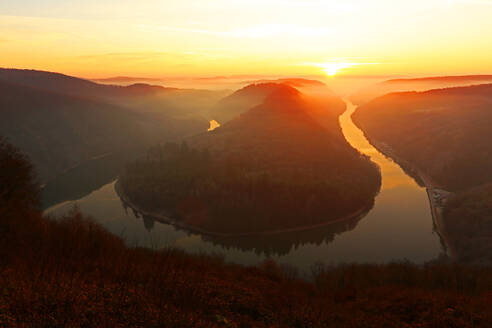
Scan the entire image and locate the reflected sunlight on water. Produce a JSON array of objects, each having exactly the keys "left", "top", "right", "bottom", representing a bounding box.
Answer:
[
  {"left": 208, "top": 120, "right": 221, "bottom": 131},
  {"left": 339, "top": 101, "right": 420, "bottom": 190}
]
